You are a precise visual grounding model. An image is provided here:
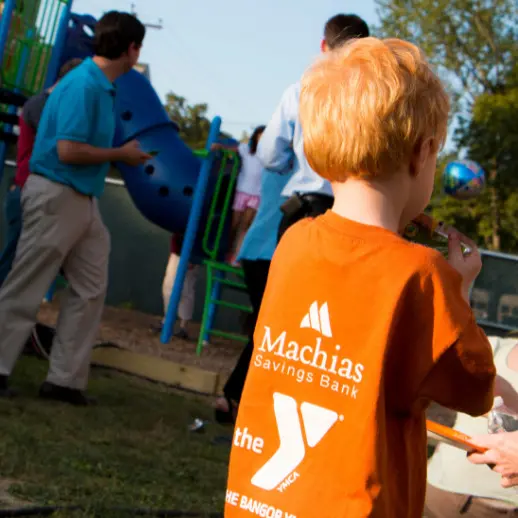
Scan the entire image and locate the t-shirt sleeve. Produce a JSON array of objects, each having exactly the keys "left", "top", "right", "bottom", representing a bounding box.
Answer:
[
  {"left": 385, "top": 250, "right": 495, "bottom": 415},
  {"left": 55, "top": 83, "right": 96, "bottom": 143},
  {"left": 418, "top": 322, "right": 495, "bottom": 416}
]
